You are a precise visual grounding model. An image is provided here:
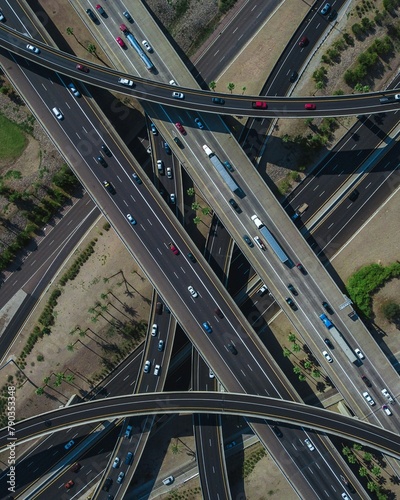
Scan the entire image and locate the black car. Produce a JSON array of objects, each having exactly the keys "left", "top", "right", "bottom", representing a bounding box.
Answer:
[
  {"left": 173, "top": 136, "right": 183, "bottom": 148},
  {"left": 229, "top": 198, "right": 242, "bottom": 213},
  {"left": 271, "top": 425, "right": 283, "bottom": 438},
  {"left": 123, "top": 10, "right": 133, "bottom": 22},
  {"left": 101, "top": 144, "right": 112, "bottom": 157},
  {"left": 327, "top": 9, "right": 337, "bottom": 21},
  {"left": 287, "top": 283, "right": 298, "bottom": 296},
  {"left": 187, "top": 252, "right": 196, "bottom": 263},
  {"left": 324, "top": 338, "right": 334, "bottom": 349},
  {"left": 289, "top": 71, "right": 298, "bottom": 82},
  {"left": 243, "top": 235, "right": 254, "bottom": 247},
  {"left": 286, "top": 297, "right": 297, "bottom": 310},
  {"left": 227, "top": 343, "right": 238, "bottom": 355},
  {"left": 348, "top": 189, "right": 359, "bottom": 202},
  {"left": 103, "top": 180, "right": 116, "bottom": 194},
  {"left": 212, "top": 97, "right": 225, "bottom": 105},
  {"left": 125, "top": 451, "right": 133, "bottom": 464},
  {"left": 103, "top": 478, "right": 113, "bottom": 491},
  {"left": 164, "top": 142, "right": 171, "bottom": 154},
  {"left": 97, "top": 156, "right": 108, "bottom": 167},
  {"left": 86, "top": 8, "right": 97, "bottom": 22},
  {"left": 322, "top": 301, "right": 334, "bottom": 314},
  {"left": 361, "top": 375, "right": 372, "bottom": 387}
]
